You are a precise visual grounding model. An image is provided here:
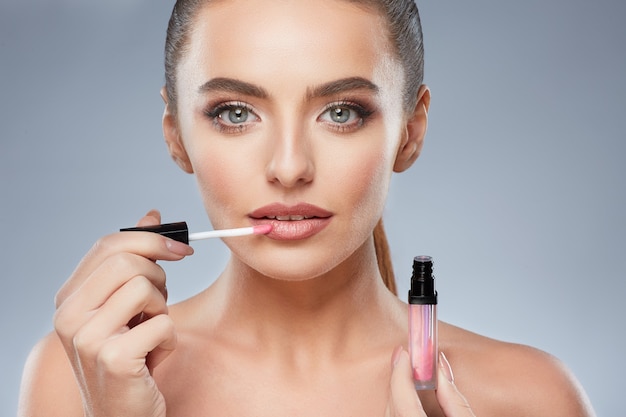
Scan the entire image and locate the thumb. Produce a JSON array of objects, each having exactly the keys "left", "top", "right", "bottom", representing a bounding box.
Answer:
[
  {"left": 134, "top": 209, "right": 167, "bottom": 300},
  {"left": 386, "top": 346, "right": 426, "bottom": 417},
  {"left": 436, "top": 352, "right": 476, "bottom": 417},
  {"left": 136, "top": 209, "right": 162, "bottom": 227}
]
